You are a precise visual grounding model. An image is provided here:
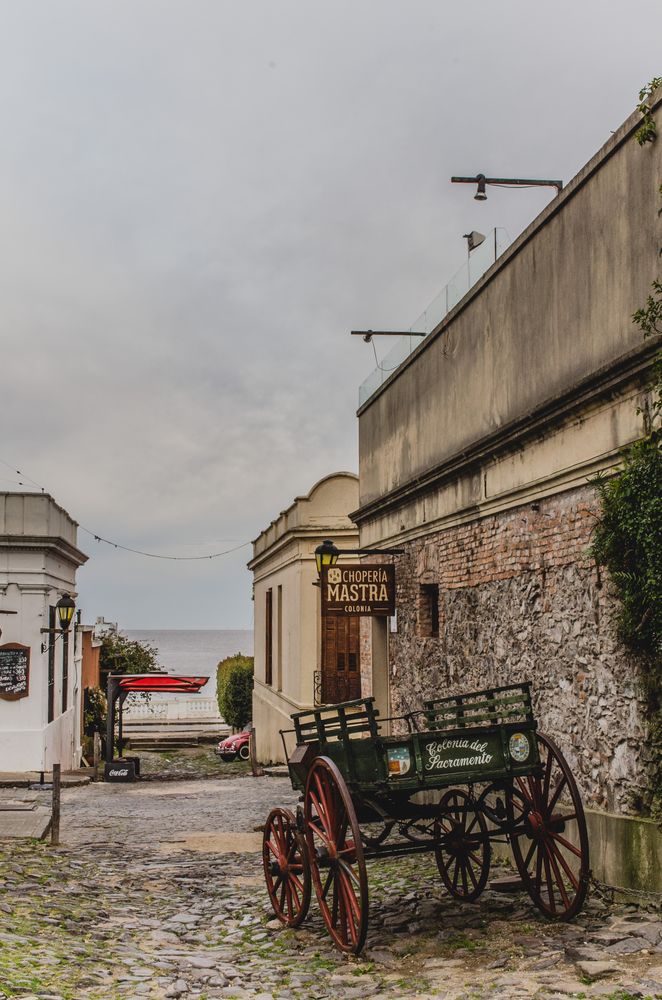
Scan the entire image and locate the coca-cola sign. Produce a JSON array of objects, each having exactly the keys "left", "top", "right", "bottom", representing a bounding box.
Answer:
[{"left": 104, "top": 760, "right": 135, "bottom": 782}]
